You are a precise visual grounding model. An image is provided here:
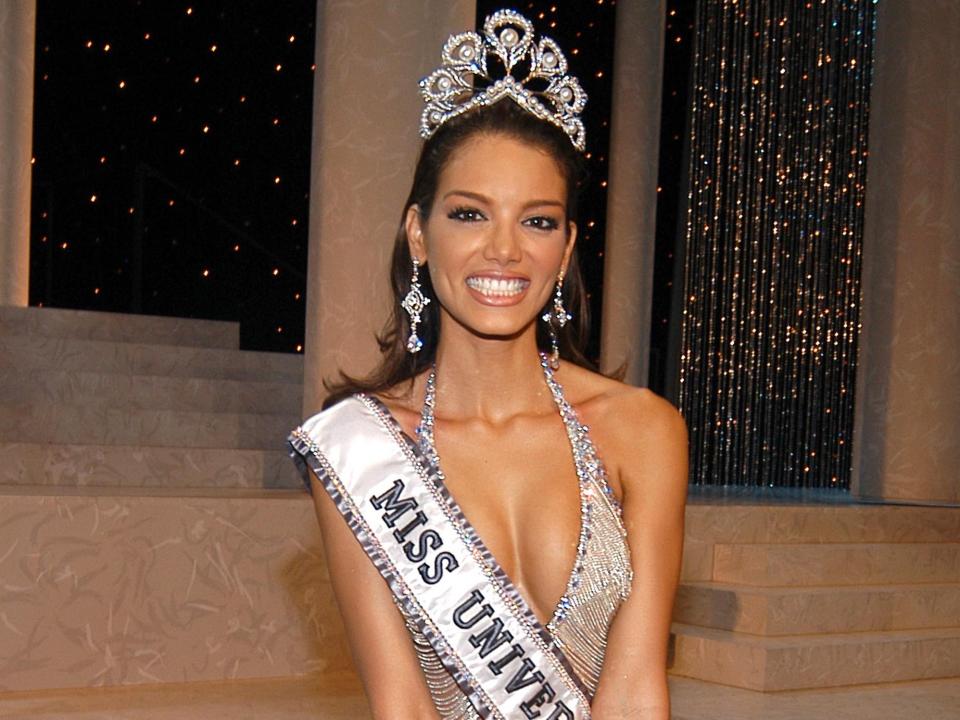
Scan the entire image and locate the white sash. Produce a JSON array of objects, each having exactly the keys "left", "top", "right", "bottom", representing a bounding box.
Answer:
[{"left": 288, "top": 395, "right": 591, "bottom": 719}]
